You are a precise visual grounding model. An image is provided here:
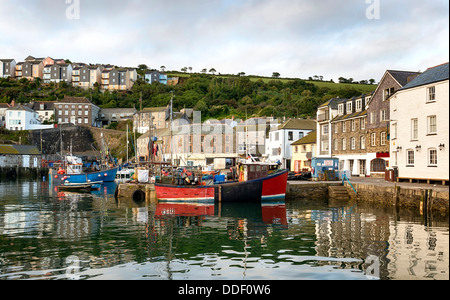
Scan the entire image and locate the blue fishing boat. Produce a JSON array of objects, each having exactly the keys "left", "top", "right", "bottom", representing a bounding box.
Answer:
[{"left": 51, "top": 155, "right": 118, "bottom": 185}]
